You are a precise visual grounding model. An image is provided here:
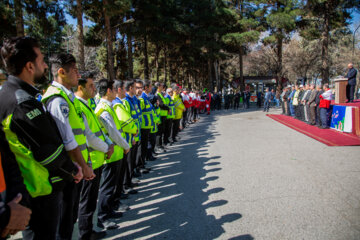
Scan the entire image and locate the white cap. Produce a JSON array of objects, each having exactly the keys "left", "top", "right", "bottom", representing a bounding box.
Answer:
[{"left": 299, "top": 84, "right": 304, "bottom": 87}]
